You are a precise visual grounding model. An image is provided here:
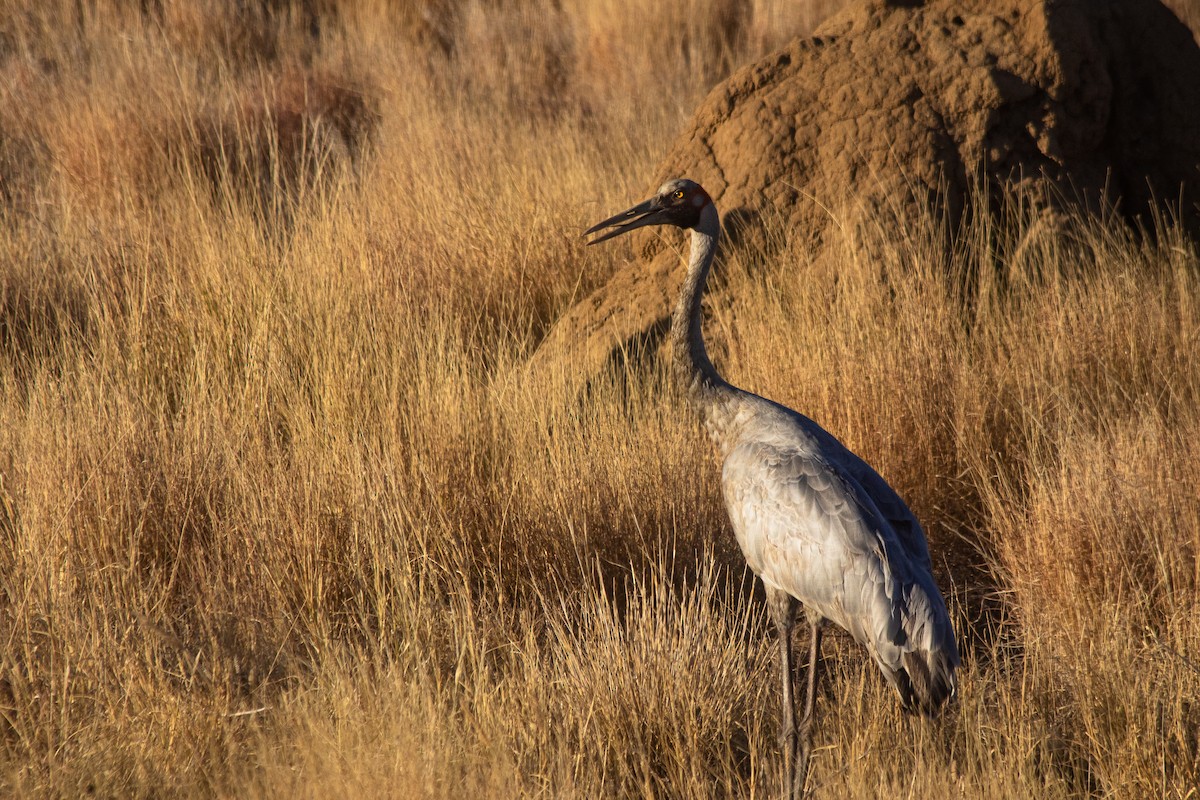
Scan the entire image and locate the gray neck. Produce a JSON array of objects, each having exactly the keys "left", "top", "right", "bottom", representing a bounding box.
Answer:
[{"left": 669, "top": 203, "right": 744, "bottom": 448}]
